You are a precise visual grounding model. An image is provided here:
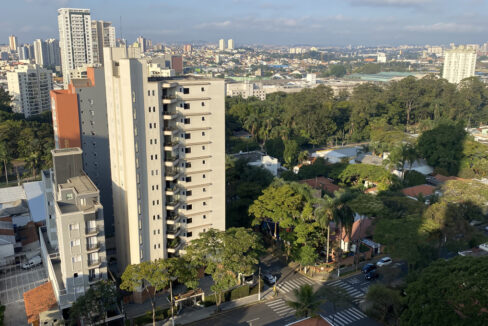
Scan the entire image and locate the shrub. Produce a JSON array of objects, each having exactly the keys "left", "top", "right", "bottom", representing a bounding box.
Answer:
[
  {"left": 403, "top": 170, "right": 426, "bottom": 187},
  {"left": 250, "top": 278, "right": 264, "bottom": 295},
  {"left": 230, "top": 285, "right": 250, "bottom": 301}
]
